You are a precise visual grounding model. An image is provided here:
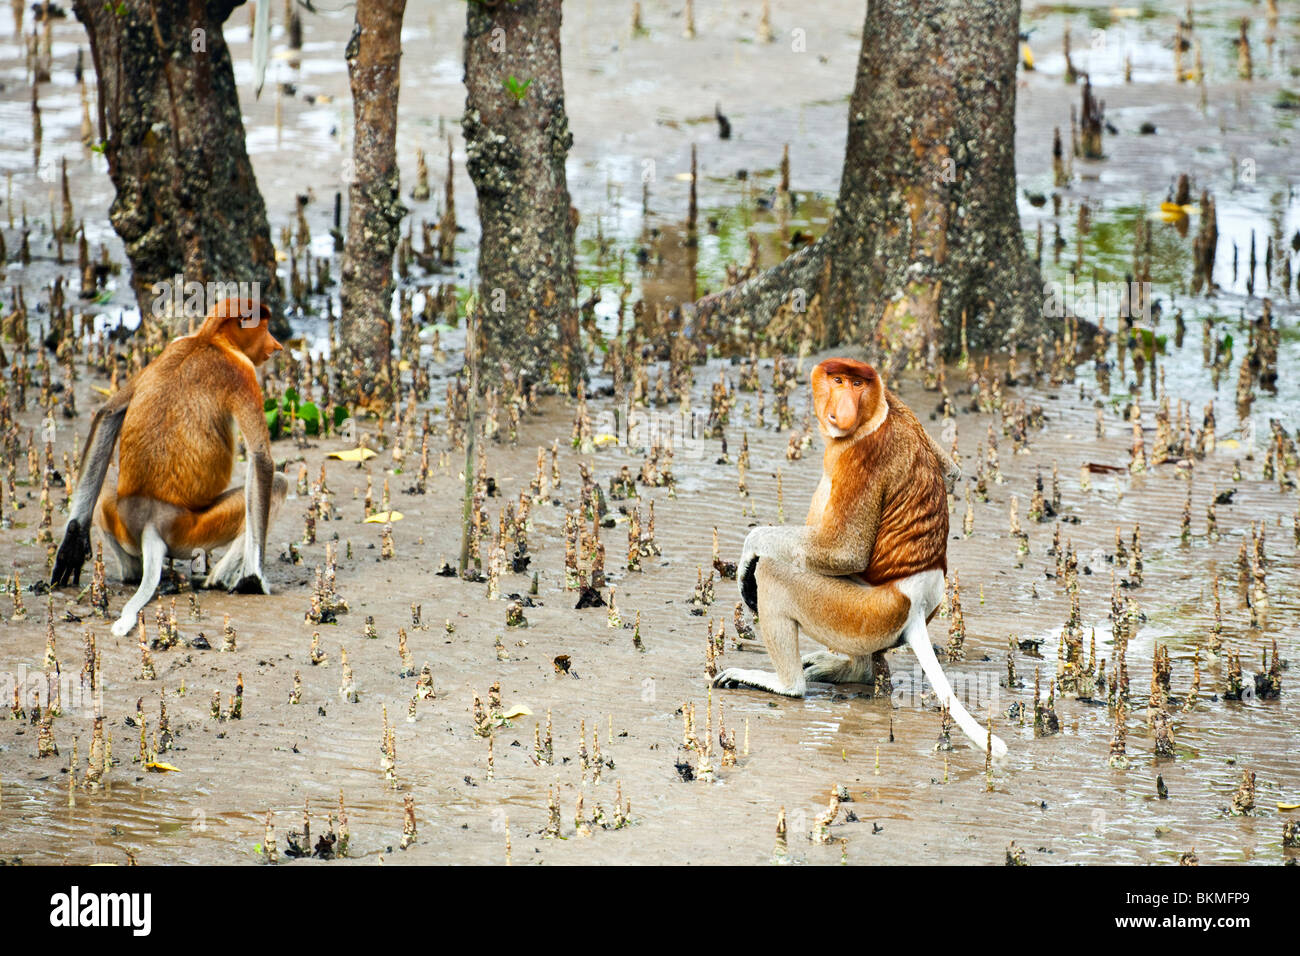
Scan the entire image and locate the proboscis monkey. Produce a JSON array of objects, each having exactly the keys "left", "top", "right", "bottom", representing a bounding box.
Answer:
[
  {"left": 51, "top": 298, "right": 288, "bottom": 637},
  {"left": 715, "top": 357, "right": 1007, "bottom": 757}
]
